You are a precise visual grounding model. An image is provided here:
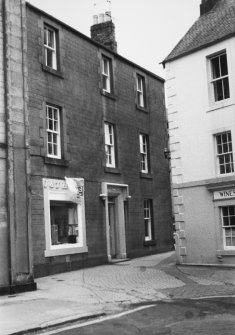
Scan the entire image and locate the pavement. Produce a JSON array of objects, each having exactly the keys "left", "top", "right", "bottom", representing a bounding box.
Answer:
[{"left": 0, "top": 251, "right": 235, "bottom": 335}]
